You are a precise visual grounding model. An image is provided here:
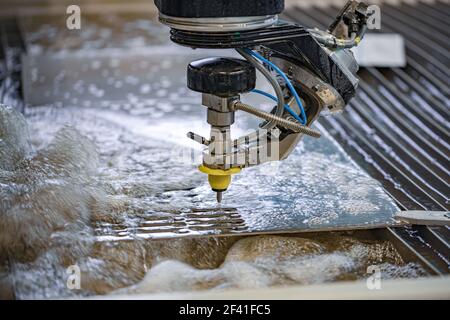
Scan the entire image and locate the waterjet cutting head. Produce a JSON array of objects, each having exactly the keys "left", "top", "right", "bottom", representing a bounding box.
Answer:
[
  {"left": 187, "top": 57, "right": 254, "bottom": 202},
  {"left": 155, "top": 0, "right": 371, "bottom": 203}
]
